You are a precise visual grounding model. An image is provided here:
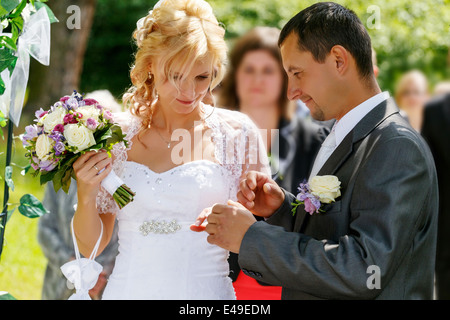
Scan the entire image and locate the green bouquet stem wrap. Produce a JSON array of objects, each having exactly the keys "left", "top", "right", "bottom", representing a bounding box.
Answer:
[{"left": 101, "top": 170, "right": 135, "bottom": 209}]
